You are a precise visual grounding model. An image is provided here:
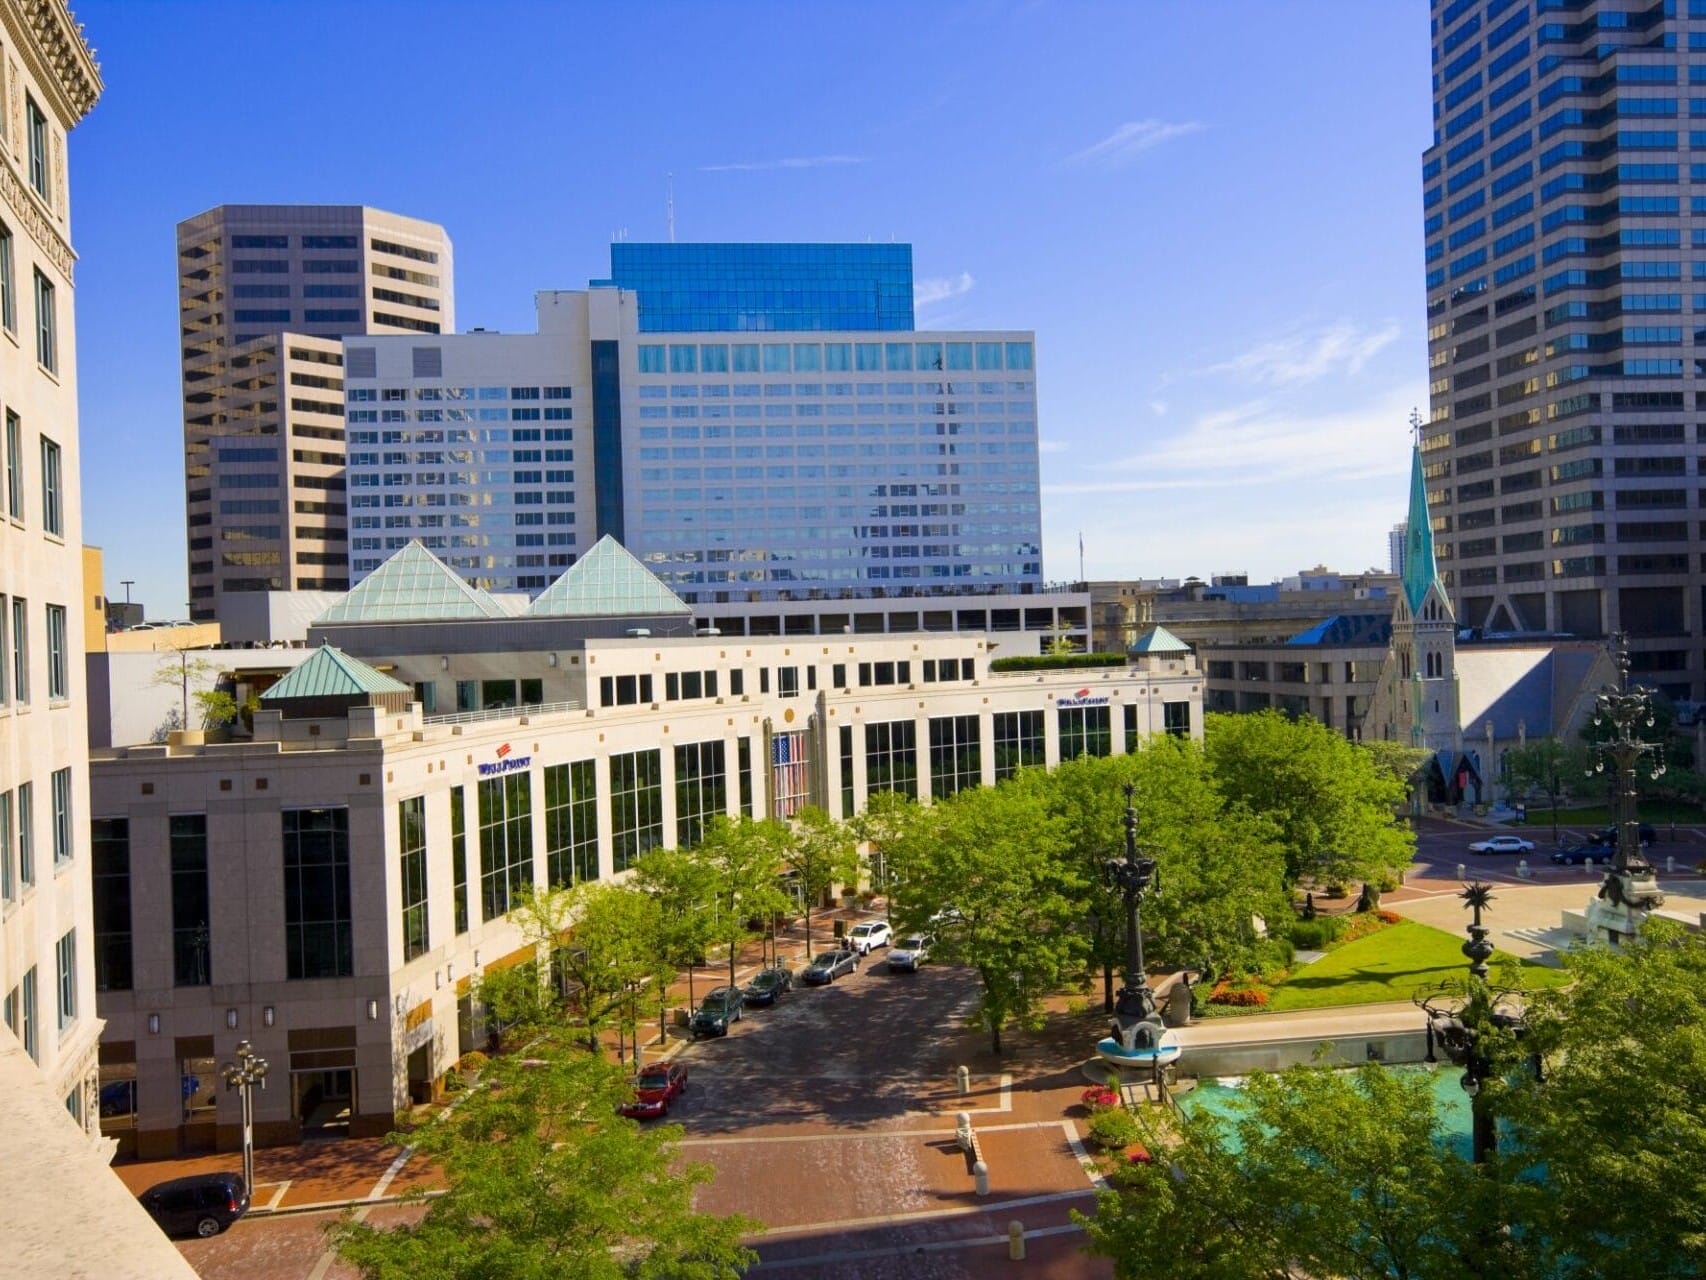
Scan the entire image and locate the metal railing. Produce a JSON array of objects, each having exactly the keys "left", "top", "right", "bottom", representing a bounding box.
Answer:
[{"left": 424, "top": 700, "right": 582, "bottom": 727}]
